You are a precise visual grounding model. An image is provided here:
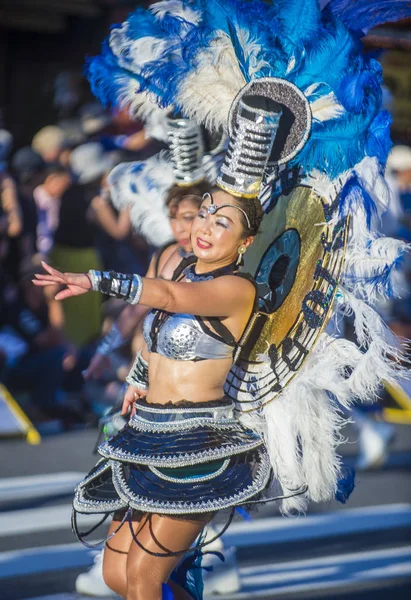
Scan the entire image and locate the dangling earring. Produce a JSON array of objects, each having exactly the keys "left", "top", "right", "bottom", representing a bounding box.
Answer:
[{"left": 237, "top": 244, "right": 247, "bottom": 266}]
